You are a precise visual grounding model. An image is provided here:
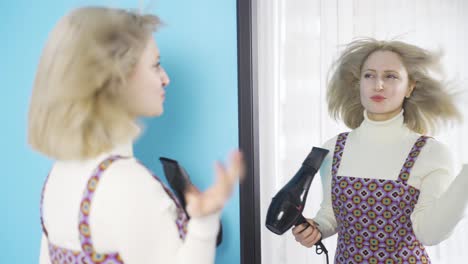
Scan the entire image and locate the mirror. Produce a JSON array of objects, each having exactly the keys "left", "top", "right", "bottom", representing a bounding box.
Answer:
[{"left": 239, "top": 0, "right": 468, "bottom": 263}]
